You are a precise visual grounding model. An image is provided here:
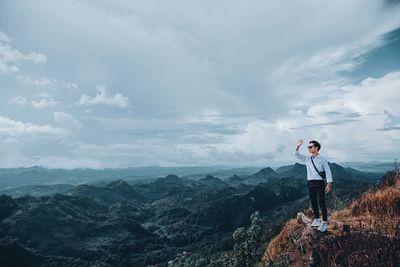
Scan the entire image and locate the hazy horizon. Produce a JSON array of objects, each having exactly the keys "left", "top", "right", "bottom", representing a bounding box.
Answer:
[{"left": 0, "top": 160, "right": 396, "bottom": 171}]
